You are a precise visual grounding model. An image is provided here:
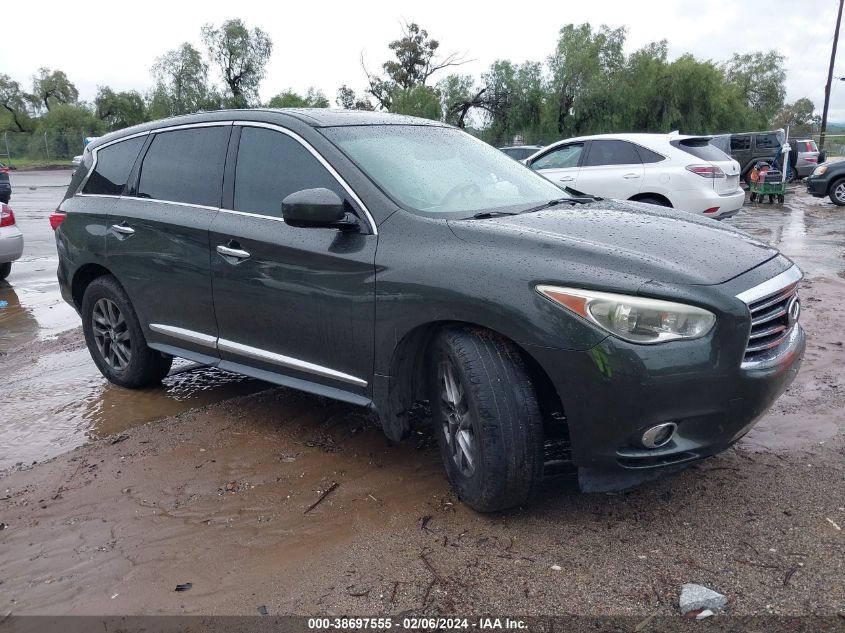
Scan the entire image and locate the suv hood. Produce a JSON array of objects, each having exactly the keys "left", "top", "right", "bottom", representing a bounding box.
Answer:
[{"left": 448, "top": 200, "right": 779, "bottom": 286}]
